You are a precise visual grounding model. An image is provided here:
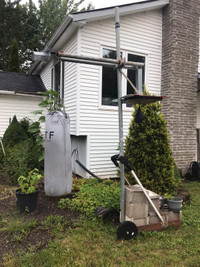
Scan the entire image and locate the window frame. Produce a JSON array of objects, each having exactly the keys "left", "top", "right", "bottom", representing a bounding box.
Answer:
[
  {"left": 51, "top": 60, "right": 64, "bottom": 102},
  {"left": 99, "top": 46, "right": 147, "bottom": 111}
]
